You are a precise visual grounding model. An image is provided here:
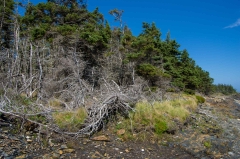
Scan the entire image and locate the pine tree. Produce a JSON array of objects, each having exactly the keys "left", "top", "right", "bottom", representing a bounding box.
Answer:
[{"left": 0, "top": 0, "right": 15, "bottom": 48}]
